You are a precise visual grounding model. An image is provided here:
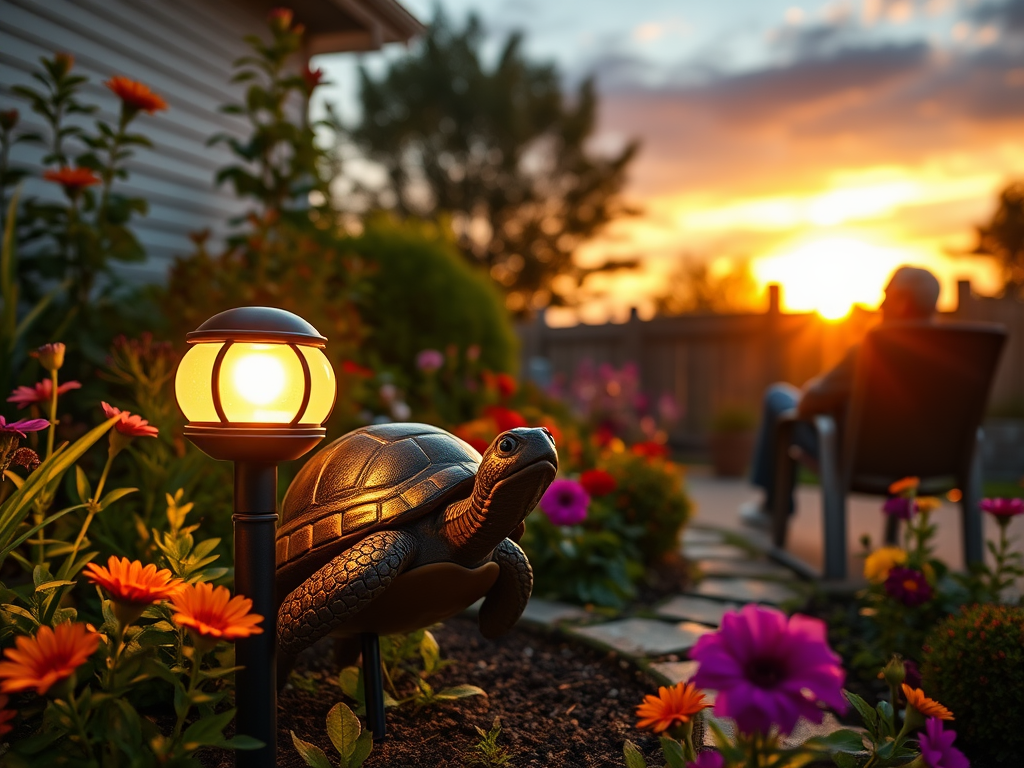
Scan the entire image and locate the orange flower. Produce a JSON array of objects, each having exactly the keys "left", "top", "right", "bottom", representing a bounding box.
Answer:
[
  {"left": 170, "top": 582, "right": 263, "bottom": 653},
  {"left": 888, "top": 477, "right": 920, "bottom": 495},
  {"left": 84, "top": 556, "right": 182, "bottom": 626},
  {"left": 105, "top": 76, "right": 167, "bottom": 114},
  {"left": 0, "top": 623, "right": 99, "bottom": 695},
  {"left": 902, "top": 684, "right": 954, "bottom": 720},
  {"left": 0, "top": 694, "right": 14, "bottom": 736},
  {"left": 636, "top": 681, "right": 710, "bottom": 734},
  {"left": 101, "top": 402, "right": 159, "bottom": 438},
  {"left": 916, "top": 496, "right": 942, "bottom": 513},
  {"left": 43, "top": 167, "right": 100, "bottom": 194}
]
